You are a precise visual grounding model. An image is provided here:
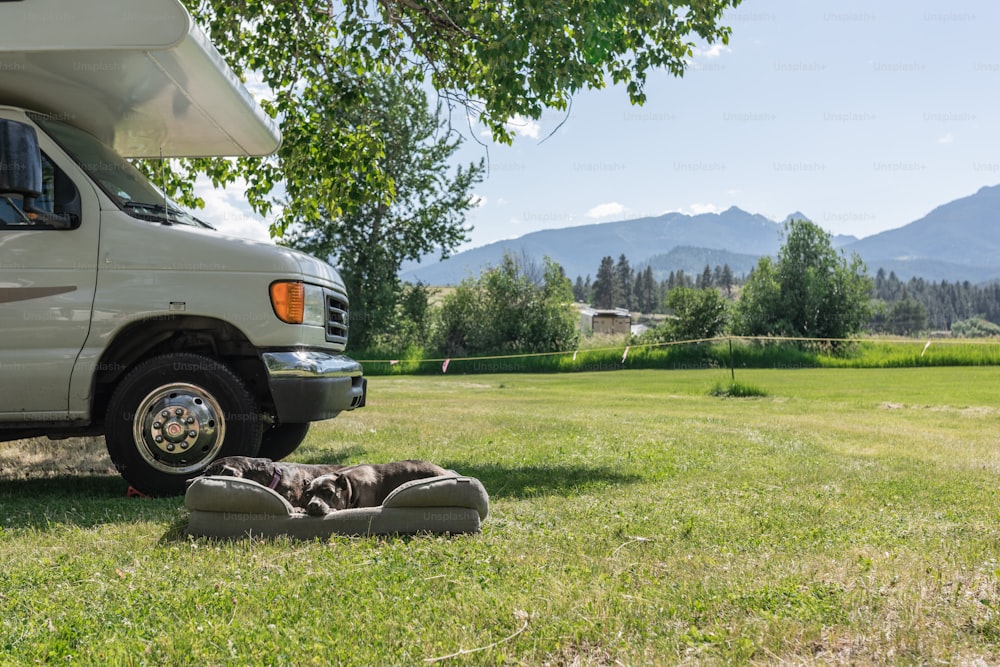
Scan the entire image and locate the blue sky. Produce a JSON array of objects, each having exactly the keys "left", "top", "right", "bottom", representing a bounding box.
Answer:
[{"left": 203, "top": 0, "right": 1000, "bottom": 252}]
